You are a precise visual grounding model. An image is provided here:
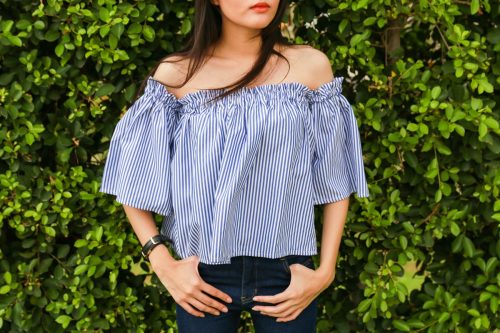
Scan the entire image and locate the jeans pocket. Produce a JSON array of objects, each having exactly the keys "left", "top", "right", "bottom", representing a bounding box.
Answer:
[{"left": 281, "top": 255, "right": 314, "bottom": 273}]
